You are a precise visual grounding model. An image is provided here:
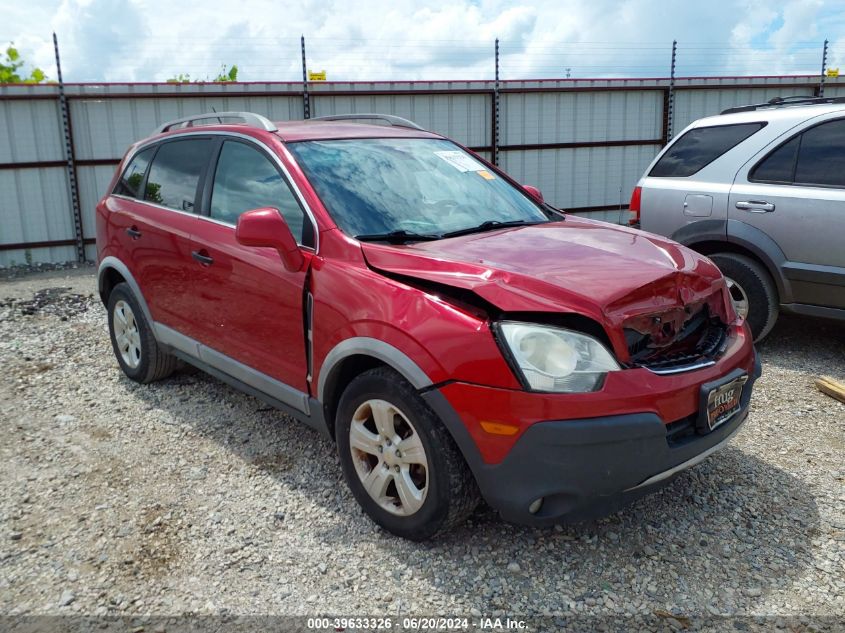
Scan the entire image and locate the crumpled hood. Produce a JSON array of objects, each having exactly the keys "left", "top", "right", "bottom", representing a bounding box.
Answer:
[{"left": 361, "top": 217, "right": 733, "bottom": 358}]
